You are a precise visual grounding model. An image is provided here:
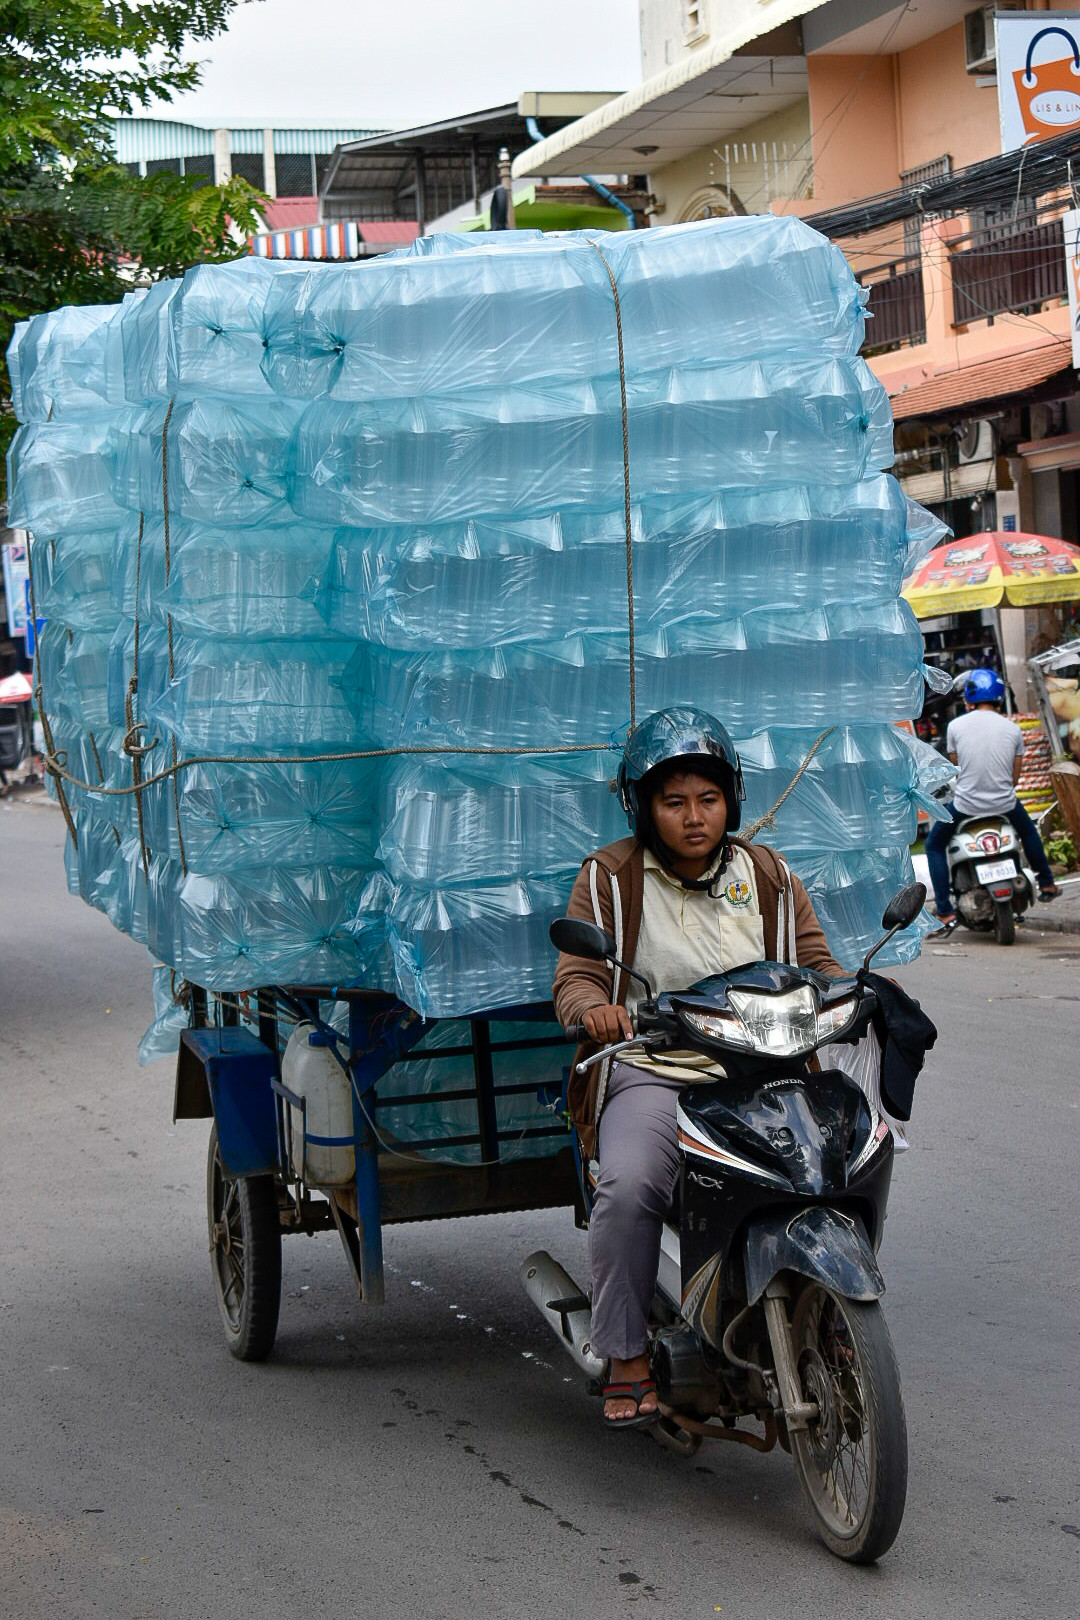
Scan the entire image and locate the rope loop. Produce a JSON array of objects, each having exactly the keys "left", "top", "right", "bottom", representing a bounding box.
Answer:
[
  {"left": 742, "top": 727, "right": 837, "bottom": 843},
  {"left": 123, "top": 721, "right": 160, "bottom": 761}
]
